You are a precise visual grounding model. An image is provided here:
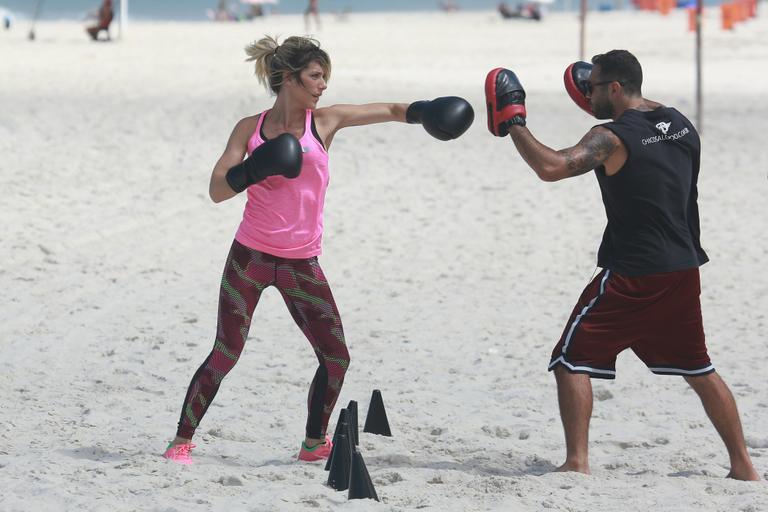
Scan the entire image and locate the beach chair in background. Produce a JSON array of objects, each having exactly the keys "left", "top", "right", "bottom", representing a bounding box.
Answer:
[{"left": 86, "top": 0, "right": 114, "bottom": 41}]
